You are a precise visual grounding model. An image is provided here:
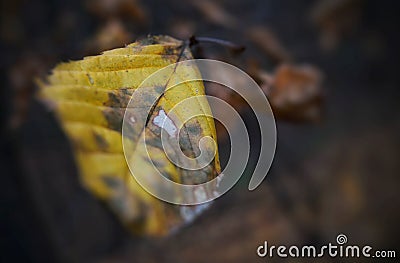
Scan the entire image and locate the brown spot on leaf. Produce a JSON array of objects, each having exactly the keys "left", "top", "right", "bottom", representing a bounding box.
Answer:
[
  {"left": 93, "top": 131, "right": 109, "bottom": 150},
  {"left": 107, "top": 91, "right": 130, "bottom": 107},
  {"left": 102, "top": 175, "right": 121, "bottom": 189},
  {"left": 103, "top": 108, "right": 124, "bottom": 131},
  {"left": 185, "top": 121, "right": 202, "bottom": 137},
  {"left": 161, "top": 45, "right": 179, "bottom": 60}
]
